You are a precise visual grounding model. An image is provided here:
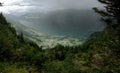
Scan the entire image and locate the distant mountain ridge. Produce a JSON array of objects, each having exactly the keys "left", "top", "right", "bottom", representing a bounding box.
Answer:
[
  {"left": 4, "top": 9, "right": 105, "bottom": 39},
  {"left": 3, "top": 14, "right": 83, "bottom": 49}
]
